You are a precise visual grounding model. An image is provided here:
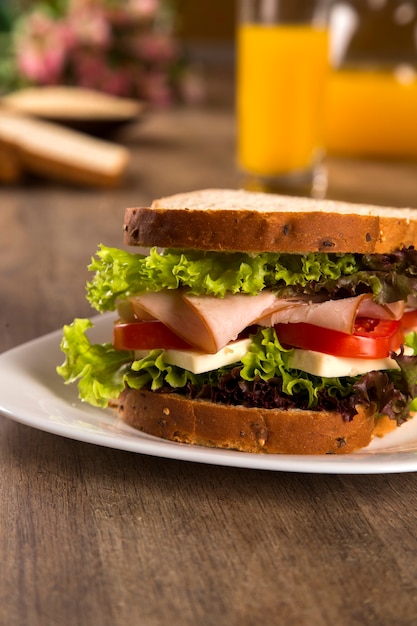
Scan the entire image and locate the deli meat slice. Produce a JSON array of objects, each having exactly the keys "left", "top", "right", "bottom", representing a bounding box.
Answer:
[
  {"left": 357, "top": 297, "right": 404, "bottom": 321},
  {"left": 130, "top": 290, "right": 213, "bottom": 351},
  {"left": 256, "top": 294, "right": 405, "bottom": 333},
  {"left": 182, "top": 290, "right": 277, "bottom": 352},
  {"left": 129, "top": 290, "right": 405, "bottom": 353},
  {"left": 130, "top": 289, "right": 277, "bottom": 353}
]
